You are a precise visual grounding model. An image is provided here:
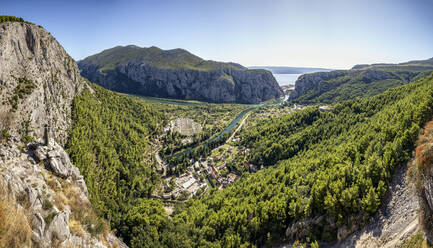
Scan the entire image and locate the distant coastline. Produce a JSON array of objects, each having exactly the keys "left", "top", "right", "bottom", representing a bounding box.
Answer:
[
  {"left": 248, "top": 66, "right": 334, "bottom": 74},
  {"left": 272, "top": 73, "right": 301, "bottom": 86}
]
